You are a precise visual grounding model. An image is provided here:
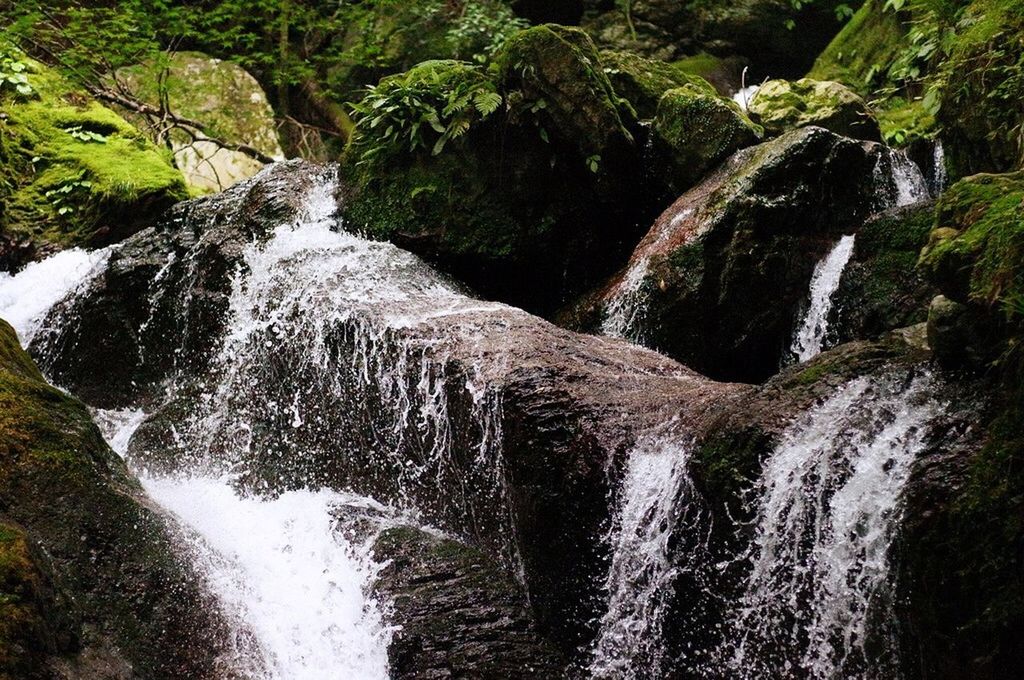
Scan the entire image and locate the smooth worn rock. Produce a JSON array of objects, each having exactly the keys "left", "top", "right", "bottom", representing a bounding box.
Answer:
[
  {"left": 33, "top": 160, "right": 747, "bottom": 653},
  {"left": 118, "top": 51, "right": 285, "bottom": 192},
  {"left": 371, "top": 526, "right": 567, "bottom": 678},
  {"left": 579, "top": 126, "right": 886, "bottom": 383},
  {"left": 748, "top": 78, "right": 881, "bottom": 141}
]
